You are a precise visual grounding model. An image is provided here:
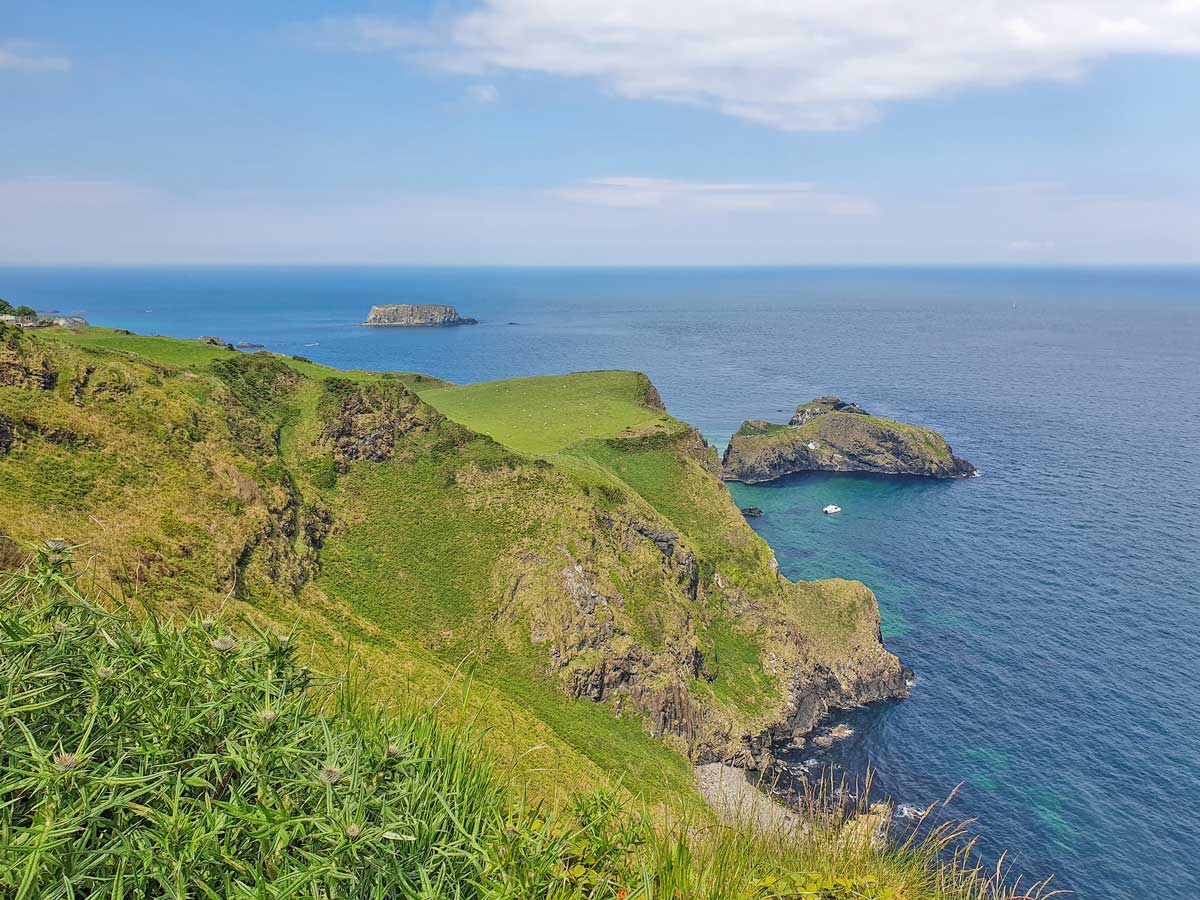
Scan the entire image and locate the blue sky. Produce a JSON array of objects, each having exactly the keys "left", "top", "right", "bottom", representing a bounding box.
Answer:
[{"left": 4, "top": 1, "right": 1200, "bottom": 264}]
